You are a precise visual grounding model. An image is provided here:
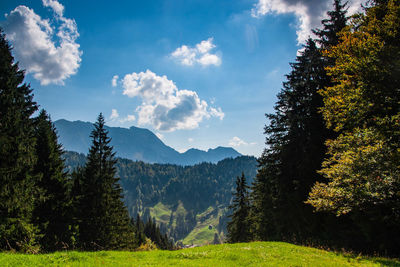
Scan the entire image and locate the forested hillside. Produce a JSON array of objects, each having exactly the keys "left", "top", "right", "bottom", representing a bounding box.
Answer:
[{"left": 64, "top": 151, "right": 258, "bottom": 245}]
